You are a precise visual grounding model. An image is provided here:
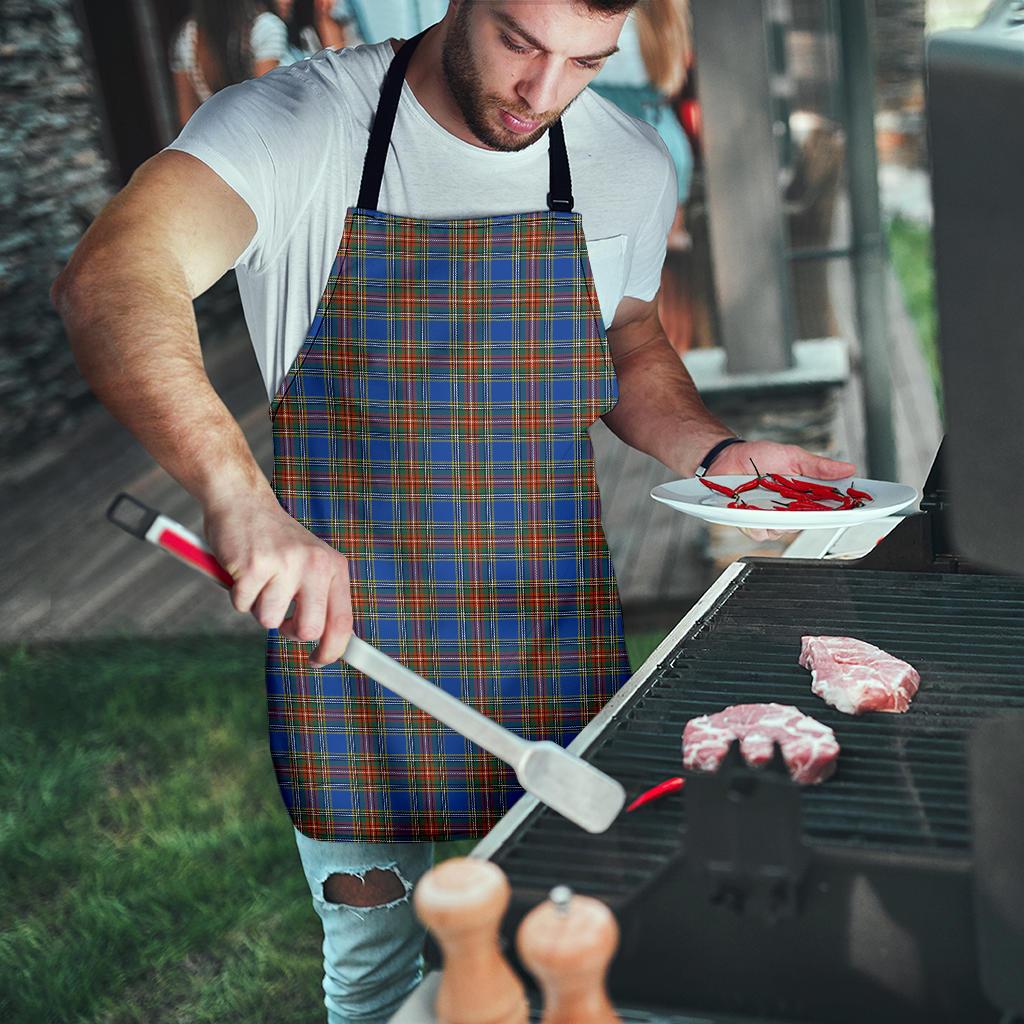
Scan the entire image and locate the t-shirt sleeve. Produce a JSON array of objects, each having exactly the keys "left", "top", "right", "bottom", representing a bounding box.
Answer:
[
  {"left": 164, "top": 65, "right": 338, "bottom": 273},
  {"left": 251, "top": 11, "right": 289, "bottom": 63},
  {"left": 623, "top": 136, "right": 678, "bottom": 302}
]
